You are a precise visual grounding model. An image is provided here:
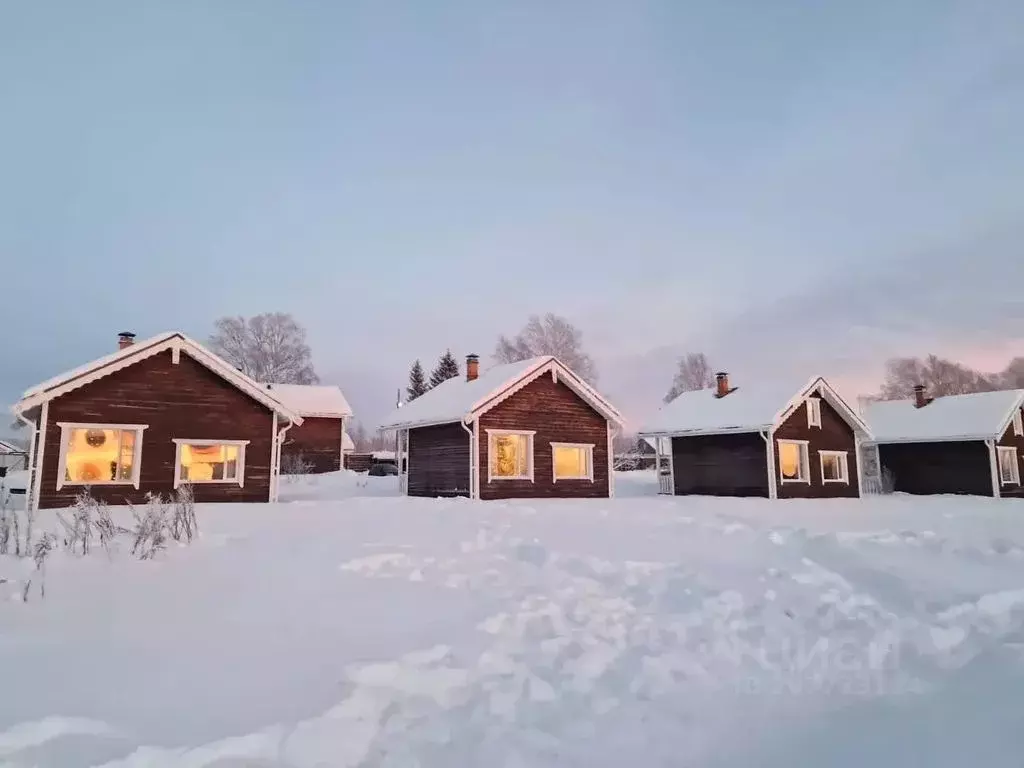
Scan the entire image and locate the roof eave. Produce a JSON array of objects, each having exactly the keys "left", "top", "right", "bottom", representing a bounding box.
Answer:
[{"left": 638, "top": 425, "right": 771, "bottom": 438}]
